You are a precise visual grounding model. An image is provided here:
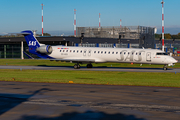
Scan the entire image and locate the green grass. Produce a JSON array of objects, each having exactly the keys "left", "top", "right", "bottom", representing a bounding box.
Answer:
[
  {"left": 0, "top": 69, "right": 180, "bottom": 87},
  {"left": 0, "top": 59, "right": 180, "bottom": 68},
  {"left": 0, "top": 59, "right": 180, "bottom": 87}
]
